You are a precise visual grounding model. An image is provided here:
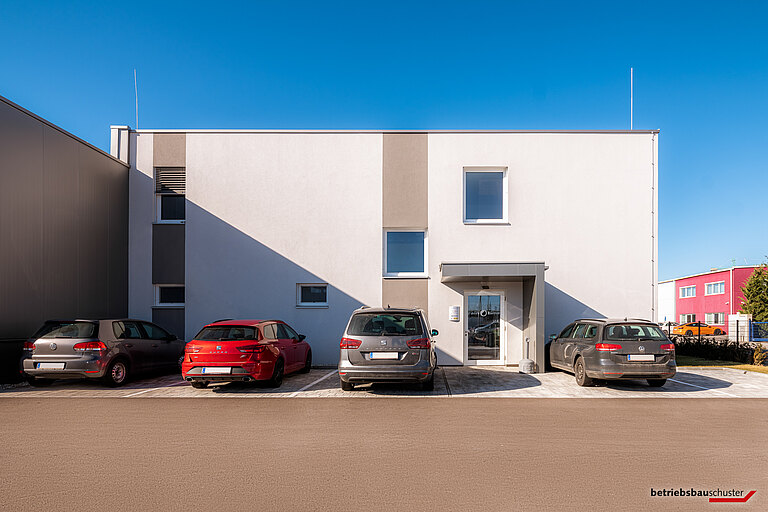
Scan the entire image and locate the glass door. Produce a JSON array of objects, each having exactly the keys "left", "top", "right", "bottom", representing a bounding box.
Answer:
[{"left": 466, "top": 292, "right": 505, "bottom": 365}]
